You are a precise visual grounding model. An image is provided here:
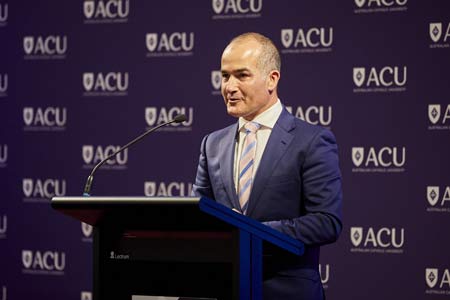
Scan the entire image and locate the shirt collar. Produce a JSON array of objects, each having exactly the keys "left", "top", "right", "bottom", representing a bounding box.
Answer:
[{"left": 238, "top": 99, "right": 283, "bottom": 131}]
